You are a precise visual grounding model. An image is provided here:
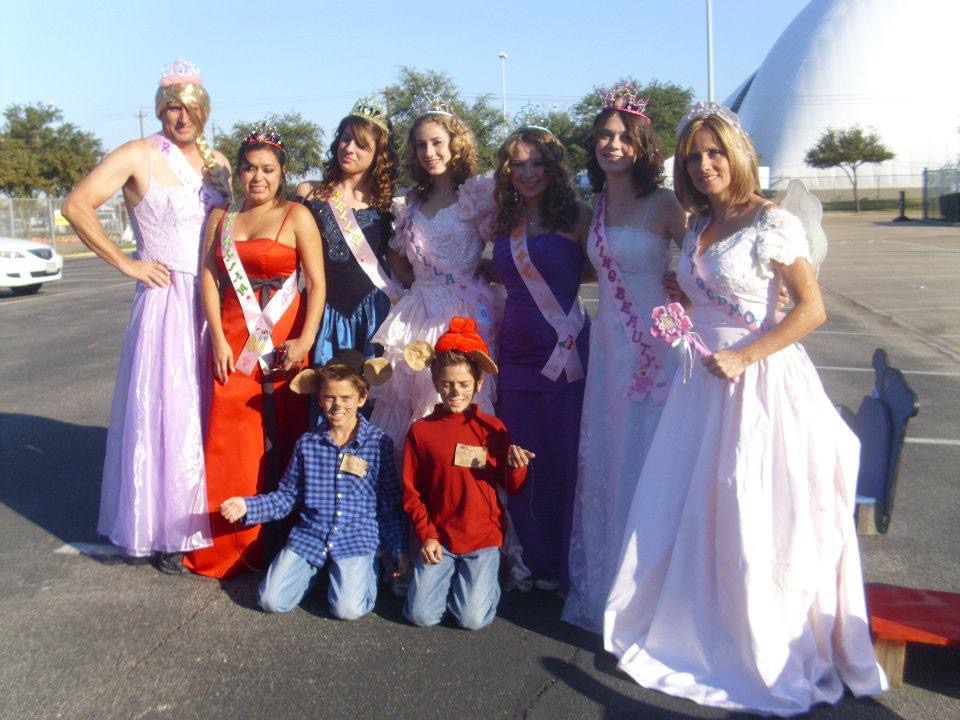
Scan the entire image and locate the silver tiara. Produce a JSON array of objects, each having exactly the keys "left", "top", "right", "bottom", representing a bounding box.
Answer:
[{"left": 675, "top": 101, "right": 743, "bottom": 137}]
